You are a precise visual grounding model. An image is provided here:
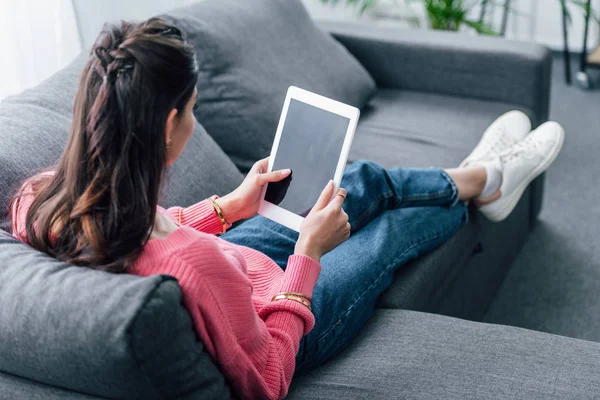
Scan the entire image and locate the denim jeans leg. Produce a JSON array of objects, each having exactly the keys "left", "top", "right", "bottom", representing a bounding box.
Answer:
[
  {"left": 220, "top": 160, "right": 460, "bottom": 268},
  {"left": 294, "top": 204, "right": 467, "bottom": 374},
  {"left": 340, "top": 160, "right": 462, "bottom": 232},
  {"left": 221, "top": 215, "right": 297, "bottom": 270},
  {"left": 220, "top": 160, "right": 468, "bottom": 373}
]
